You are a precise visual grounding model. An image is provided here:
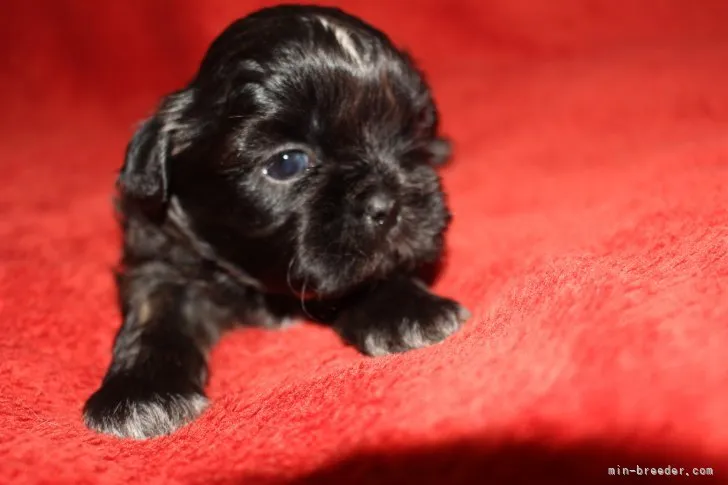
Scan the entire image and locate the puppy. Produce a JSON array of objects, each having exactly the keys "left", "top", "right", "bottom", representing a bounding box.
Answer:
[{"left": 83, "top": 4, "right": 469, "bottom": 439}]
